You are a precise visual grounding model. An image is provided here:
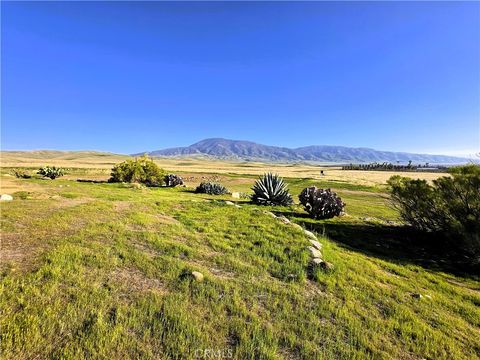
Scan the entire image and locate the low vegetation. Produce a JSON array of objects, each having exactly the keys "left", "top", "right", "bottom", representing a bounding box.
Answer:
[
  {"left": 12, "top": 169, "right": 32, "bottom": 179},
  {"left": 299, "top": 187, "right": 345, "bottom": 219},
  {"left": 251, "top": 173, "right": 293, "bottom": 206},
  {"left": 109, "top": 155, "right": 165, "bottom": 186},
  {"left": 388, "top": 164, "right": 480, "bottom": 269},
  {"left": 195, "top": 181, "right": 229, "bottom": 195},
  {"left": 37, "top": 166, "right": 65, "bottom": 179},
  {"left": 164, "top": 173, "right": 184, "bottom": 187}
]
